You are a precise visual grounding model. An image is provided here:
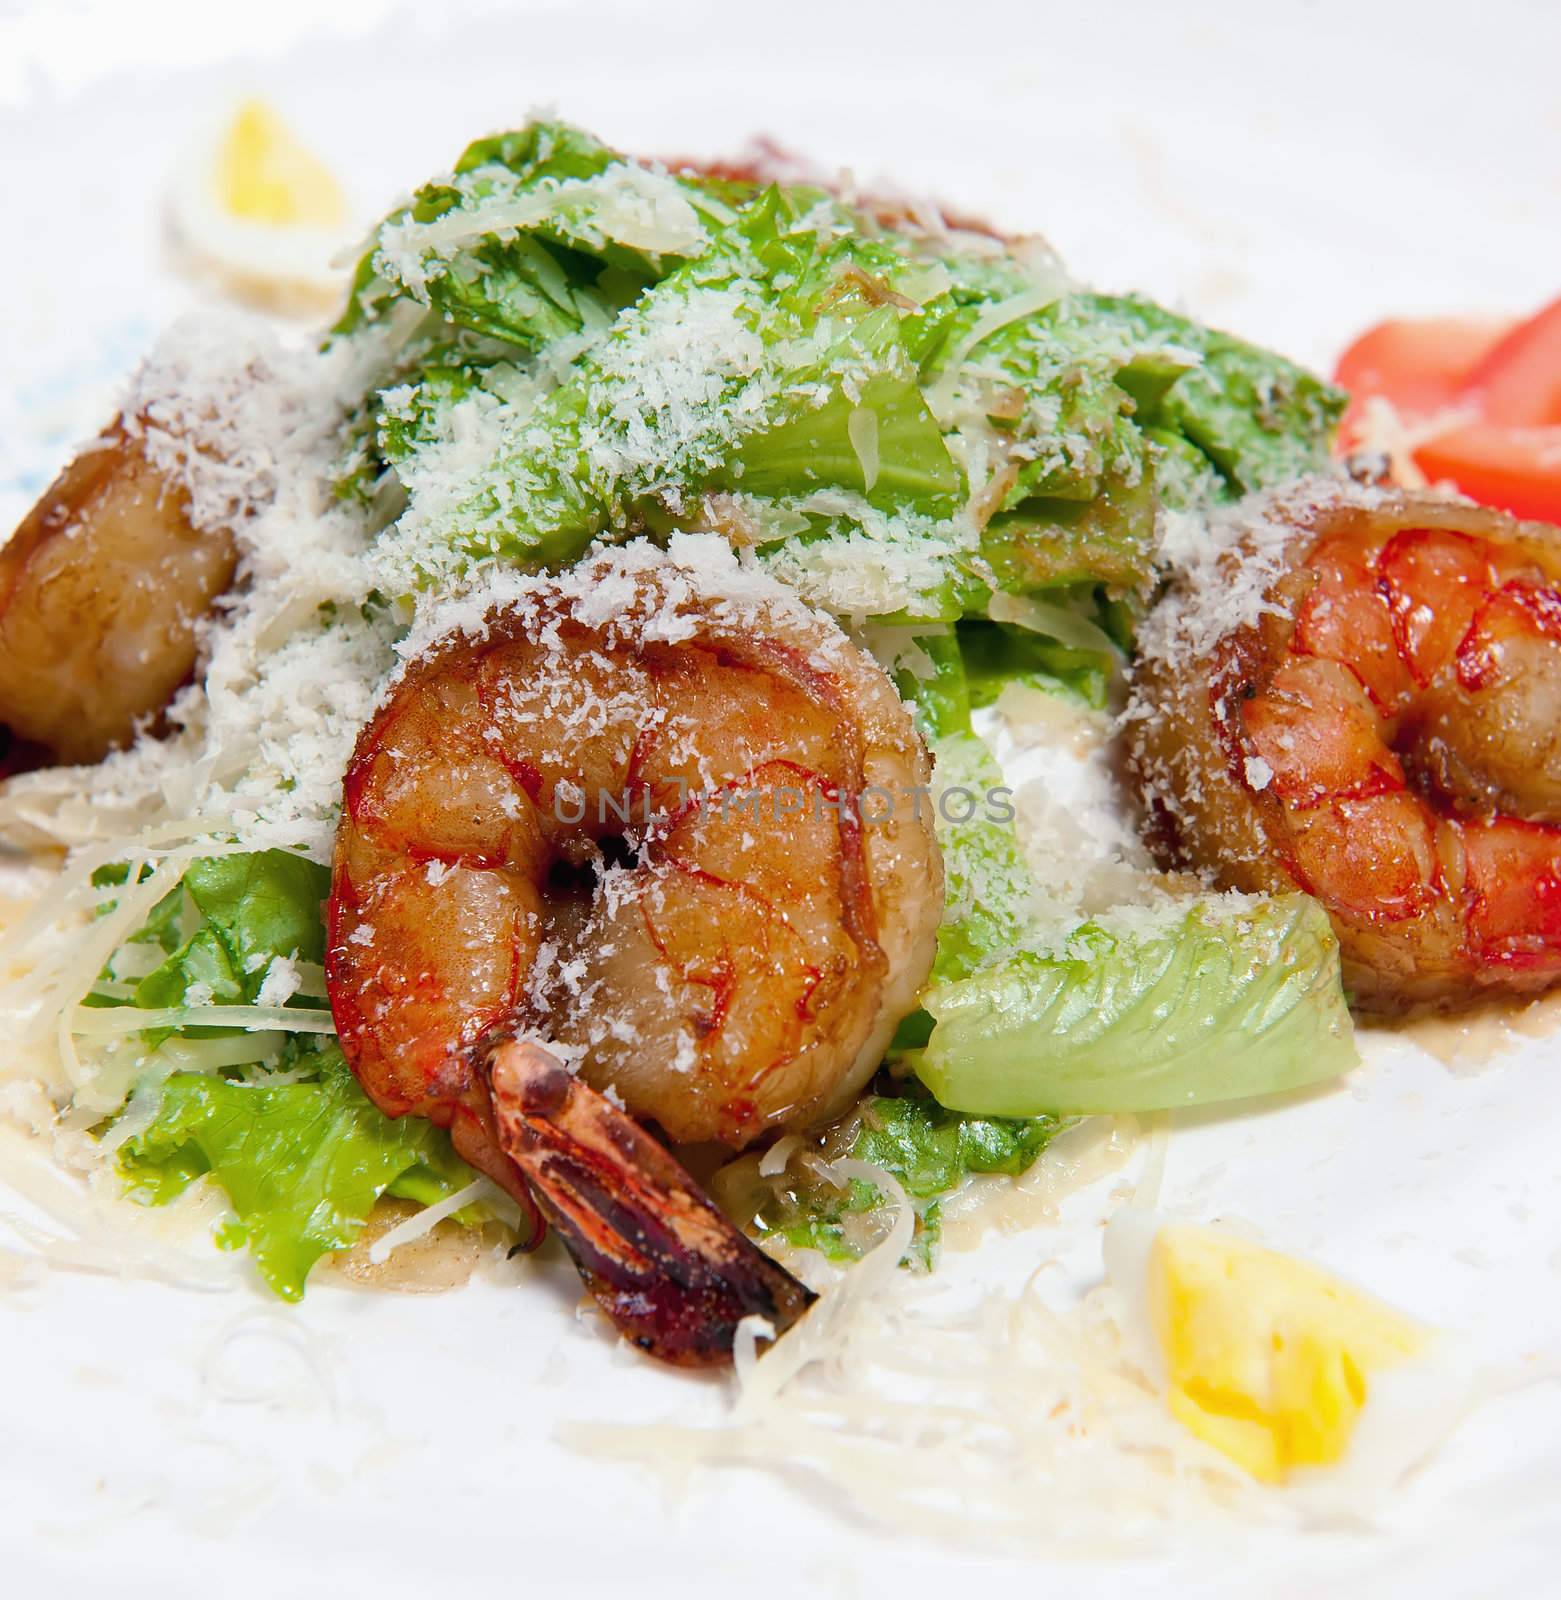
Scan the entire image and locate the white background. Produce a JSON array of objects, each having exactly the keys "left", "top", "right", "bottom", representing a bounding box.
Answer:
[{"left": 2, "top": 2, "right": 1561, "bottom": 1594}]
